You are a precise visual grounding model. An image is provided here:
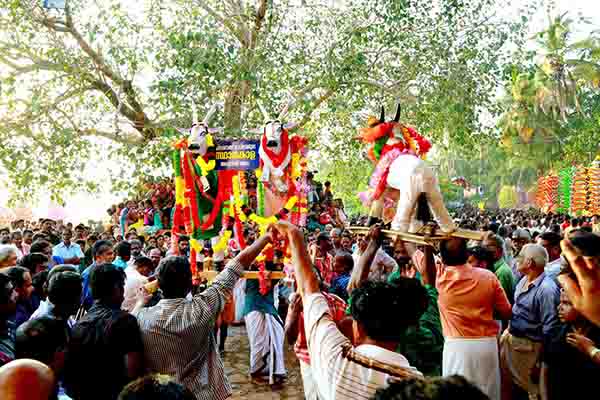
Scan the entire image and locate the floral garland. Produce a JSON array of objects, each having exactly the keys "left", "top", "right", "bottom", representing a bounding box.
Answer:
[
  {"left": 196, "top": 134, "right": 216, "bottom": 176},
  {"left": 260, "top": 129, "right": 290, "bottom": 167},
  {"left": 368, "top": 148, "right": 403, "bottom": 201},
  {"left": 258, "top": 261, "right": 268, "bottom": 295},
  {"left": 232, "top": 174, "right": 298, "bottom": 294}
]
